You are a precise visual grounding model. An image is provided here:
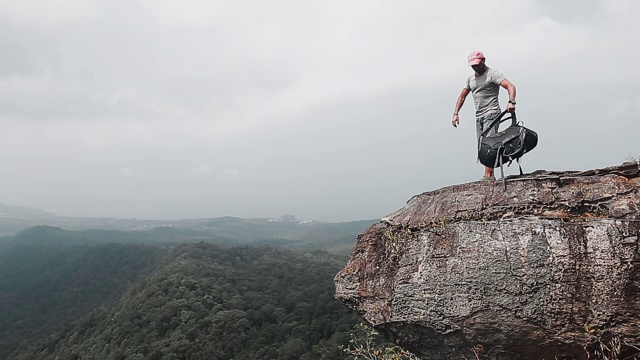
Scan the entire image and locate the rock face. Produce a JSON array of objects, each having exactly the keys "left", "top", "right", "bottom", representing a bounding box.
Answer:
[{"left": 335, "top": 162, "right": 640, "bottom": 360}]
